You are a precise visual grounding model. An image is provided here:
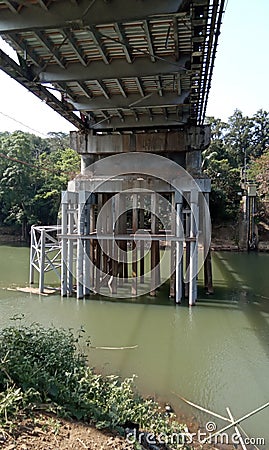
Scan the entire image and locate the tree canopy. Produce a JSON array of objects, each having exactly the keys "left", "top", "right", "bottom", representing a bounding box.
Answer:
[
  {"left": 0, "top": 108, "right": 268, "bottom": 240},
  {"left": 204, "top": 109, "right": 269, "bottom": 221},
  {"left": 0, "top": 131, "right": 80, "bottom": 239}
]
